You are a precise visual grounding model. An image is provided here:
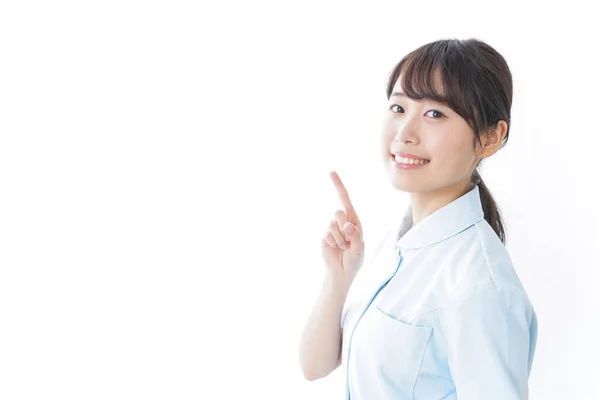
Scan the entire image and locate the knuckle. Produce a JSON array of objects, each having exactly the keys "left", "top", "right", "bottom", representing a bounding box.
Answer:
[{"left": 334, "top": 209, "right": 346, "bottom": 219}]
